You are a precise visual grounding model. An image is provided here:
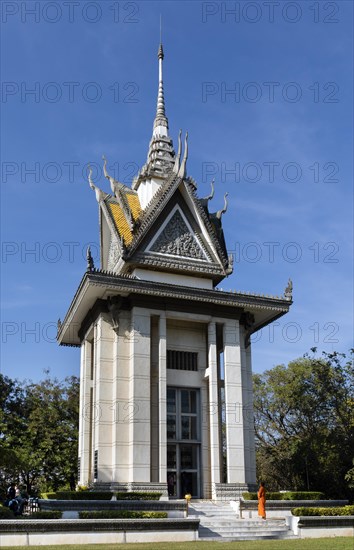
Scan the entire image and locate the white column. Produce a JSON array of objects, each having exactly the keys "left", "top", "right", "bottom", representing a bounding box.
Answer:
[
  {"left": 158, "top": 313, "right": 167, "bottom": 483},
  {"left": 129, "top": 307, "right": 151, "bottom": 482},
  {"left": 111, "top": 326, "right": 119, "bottom": 483},
  {"left": 223, "top": 319, "right": 245, "bottom": 484},
  {"left": 112, "top": 310, "right": 131, "bottom": 484},
  {"left": 93, "top": 314, "right": 115, "bottom": 483},
  {"left": 245, "top": 343, "right": 256, "bottom": 484},
  {"left": 208, "top": 321, "right": 221, "bottom": 492},
  {"left": 78, "top": 339, "right": 93, "bottom": 486}
]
